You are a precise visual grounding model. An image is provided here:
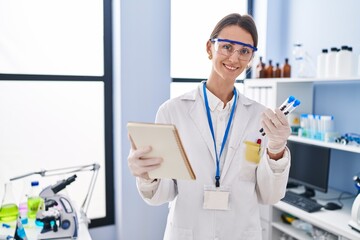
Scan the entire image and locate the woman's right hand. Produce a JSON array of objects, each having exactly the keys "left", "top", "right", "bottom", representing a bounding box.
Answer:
[{"left": 127, "top": 134, "right": 163, "bottom": 180}]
